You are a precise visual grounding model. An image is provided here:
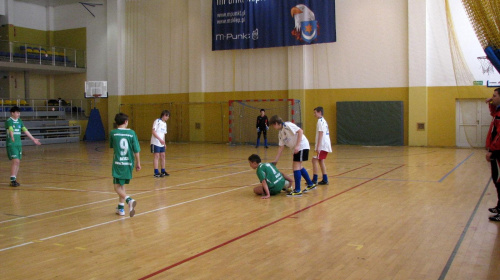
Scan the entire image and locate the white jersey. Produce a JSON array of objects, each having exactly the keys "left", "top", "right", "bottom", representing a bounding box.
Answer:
[
  {"left": 278, "top": 122, "right": 310, "bottom": 151},
  {"left": 315, "top": 117, "right": 332, "bottom": 152},
  {"left": 150, "top": 118, "right": 167, "bottom": 147}
]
